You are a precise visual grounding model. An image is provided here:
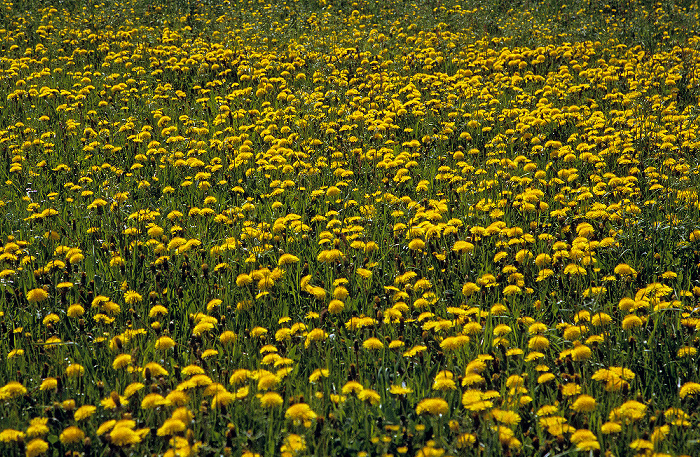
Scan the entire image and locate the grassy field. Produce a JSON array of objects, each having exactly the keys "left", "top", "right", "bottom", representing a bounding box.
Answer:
[{"left": 0, "top": 0, "right": 700, "bottom": 455}]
